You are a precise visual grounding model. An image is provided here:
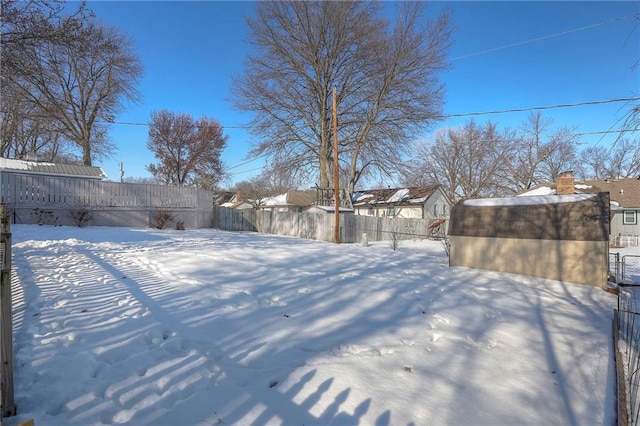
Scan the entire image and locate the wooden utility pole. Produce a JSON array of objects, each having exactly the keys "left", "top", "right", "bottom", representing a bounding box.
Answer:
[
  {"left": 0, "top": 205, "right": 14, "bottom": 418},
  {"left": 332, "top": 87, "right": 340, "bottom": 244}
]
